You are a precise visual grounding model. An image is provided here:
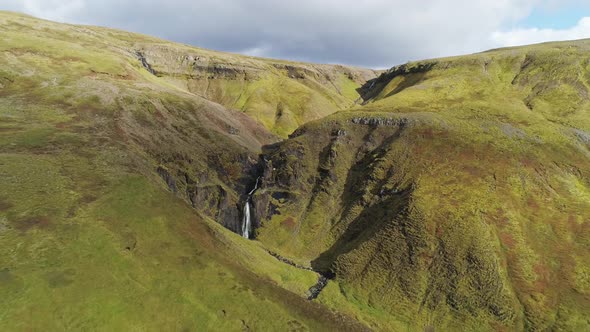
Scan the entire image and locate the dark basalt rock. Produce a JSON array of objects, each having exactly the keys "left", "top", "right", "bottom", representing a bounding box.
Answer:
[
  {"left": 307, "top": 275, "right": 329, "bottom": 300},
  {"left": 260, "top": 144, "right": 306, "bottom": 190},
  {"left": 272, "top": 64, "right": 316, "bottom": 80},
  {"left": 288, "top": 128, "right": 305, "bottom": 139},
  {"left": 156, "top": 166, "right": 177, "bottom": 193},
  {"left": 358, "top": 62, "right": 436, "bottom": 101},
  {"left": 156, "top": 160, "right": 250, "bottom": 235},
  {"left": 190, "top": 184, "right": 241, "bottom": 233},
  {"left": 228, "top": 126, "right": 239, "bottom": 135},
  {"left": 265, "top": 250, "right": 332, "bottom": 300},
  {"left": 351, "top": 116, "right": 410, "bottom": 127},
  {"left": 135, "top": 50, "right": 156, "bottom": 75},
  {"left": 332, "top": 129, "right": 347, "bottom": 137},
  {"left": 267, "top": 250, "right": 314, "bottom": 271},
  {"left": 574, "top": 128, "right": 590, "bottom": 144}
]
